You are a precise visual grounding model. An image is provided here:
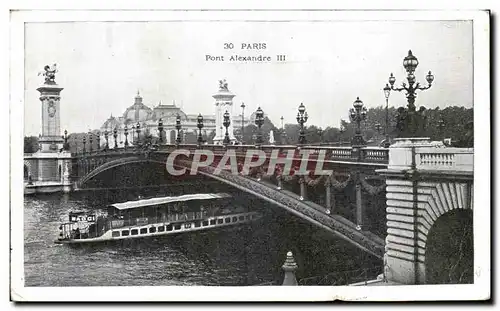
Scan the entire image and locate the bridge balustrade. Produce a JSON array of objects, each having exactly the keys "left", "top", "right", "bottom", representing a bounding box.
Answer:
[
  {"left": 415, "top": 147, "right": 473, "bottom": 172},
  {"left": 72, "top": 143, "right": 389, "bottom": 165}
]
